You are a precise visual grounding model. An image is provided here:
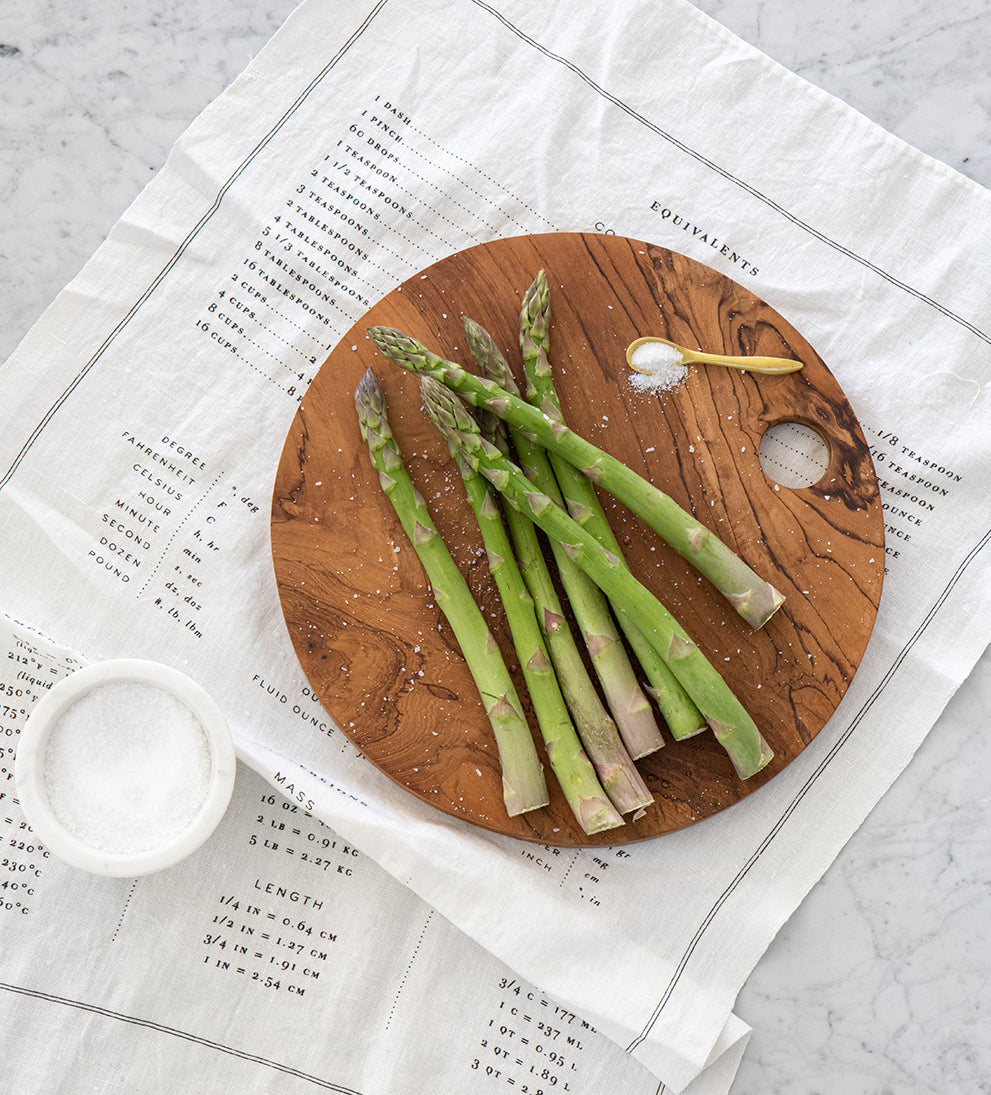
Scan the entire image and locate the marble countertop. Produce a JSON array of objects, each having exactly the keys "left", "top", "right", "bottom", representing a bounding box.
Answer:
[{"left": 2, "top": 2, "right": 990, "bottom": 1091}]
